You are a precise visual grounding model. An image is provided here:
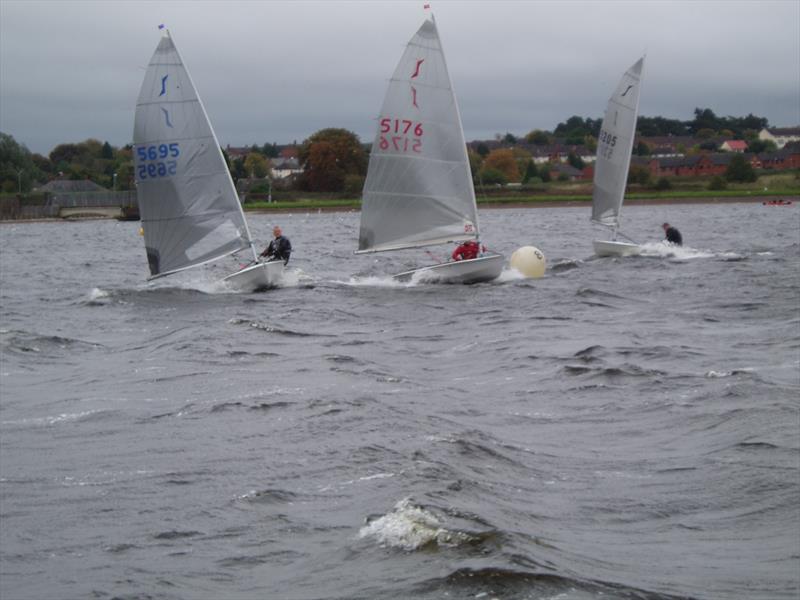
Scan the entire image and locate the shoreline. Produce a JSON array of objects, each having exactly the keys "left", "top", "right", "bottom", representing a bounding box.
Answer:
[
  {"left": 243, "top": 194, "right": 797, "bottom": 214},
  {"left": 1, "top": 195, "right": 796, "bottom": 223}
]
